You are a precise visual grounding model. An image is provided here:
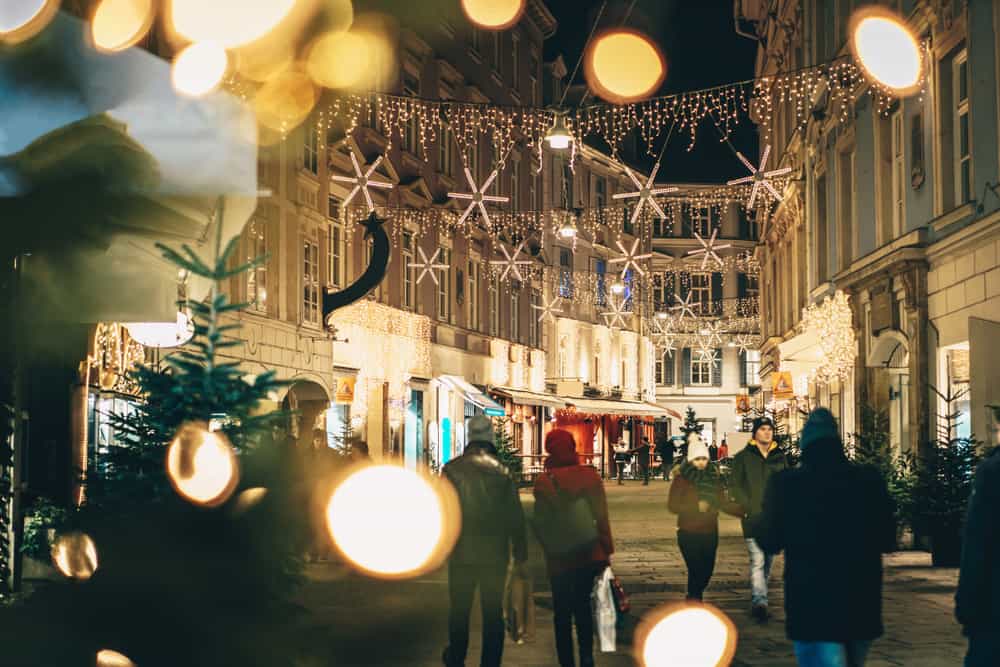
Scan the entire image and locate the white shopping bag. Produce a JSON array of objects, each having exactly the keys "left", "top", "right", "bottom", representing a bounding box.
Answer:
[{"left": 592, "top": 566, "right": 617, "bottom": 653}]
